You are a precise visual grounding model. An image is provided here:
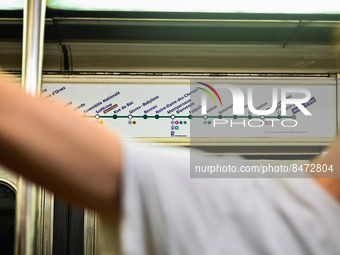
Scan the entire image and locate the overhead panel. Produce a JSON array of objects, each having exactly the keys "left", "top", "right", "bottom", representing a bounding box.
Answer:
[
  {"left": 47, "top": 0, "right": 340, "bottom": 14},
  {"left": 0, "top": 0, "right": 23, "bottom": 10},
  {"left": 0, "top": 42, "right": 62, "bottom": 71},
  {"left": 69, "top": 43, "right": 338, "bottom": 73}
]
